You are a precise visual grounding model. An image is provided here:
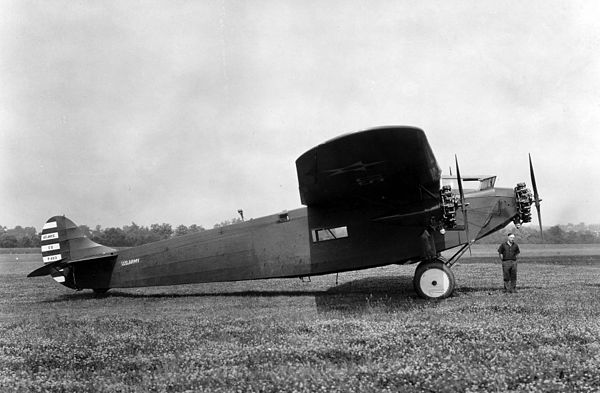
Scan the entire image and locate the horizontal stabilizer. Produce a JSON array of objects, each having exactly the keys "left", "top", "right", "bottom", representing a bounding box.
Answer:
[
  {"left": 27, "top": 262, "right": 61, "bottom": 277},
  {"left": 27, "top": 252, "right": 119, "bottom": 278}
]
